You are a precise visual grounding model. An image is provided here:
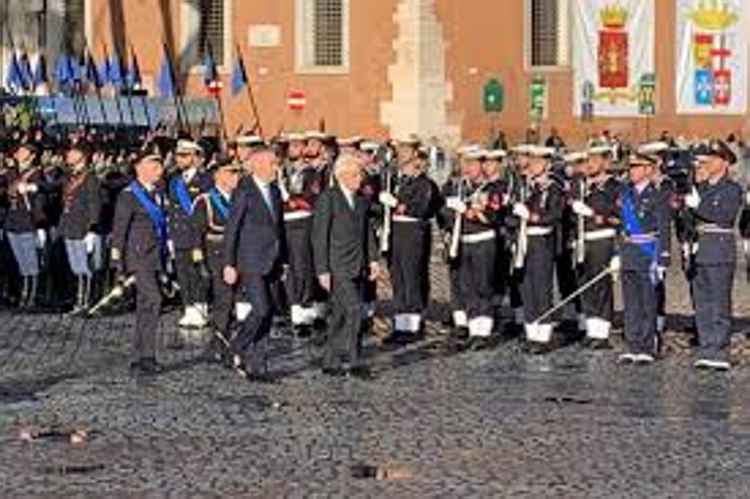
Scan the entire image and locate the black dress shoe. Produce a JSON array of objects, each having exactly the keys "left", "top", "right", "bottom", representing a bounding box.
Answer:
[
  {"left": 322, "top": 366, "right": 347, "bottom": 377},
  {"left": 585, "top": 338, "right": 611, "bottom": 350},
  {"left": 381, "top": 331, "right": 404, "bottom": 347},
  {"left": 129, "top": 361, "right": 142, "bottom": 377},
  {"left": 247, "top": 372, "right": 279, "bottom": 384},
  {"left": 139, "top": 358, "right": 164, "bottom": 376},
  {"left": 469, "top": 336, "right": 493, "bottom": 351},
  {"left": 348, "top": 366, "right": 376, "bottom": 380},
  {"left": 524, "top": 341, "right": 551, "bottom": 355}
]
